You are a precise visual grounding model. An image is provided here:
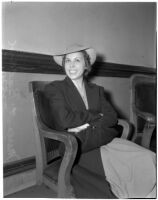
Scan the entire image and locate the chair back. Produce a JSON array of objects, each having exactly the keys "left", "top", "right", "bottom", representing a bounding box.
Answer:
[
  {"left": 130, "top": 74, "right": 156, "bottom": 135},
  {"left": 30, "top": 81, "right": 60, "bottom": 165}
]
